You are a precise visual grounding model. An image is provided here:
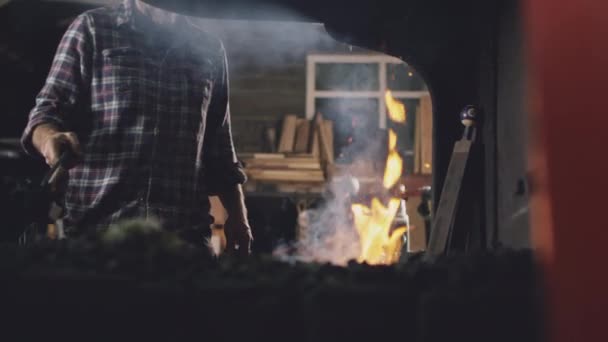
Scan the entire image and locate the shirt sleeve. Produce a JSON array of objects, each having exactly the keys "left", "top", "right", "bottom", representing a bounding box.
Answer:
[
  {"left": 21, "top": 14, "right": 92, "bottom": 156},
  {"left": 202, "top": 43, "right": 246, "bottom": 195}
]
